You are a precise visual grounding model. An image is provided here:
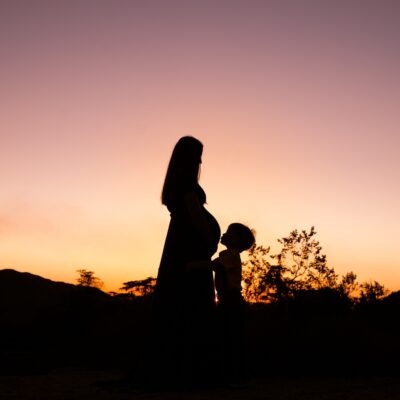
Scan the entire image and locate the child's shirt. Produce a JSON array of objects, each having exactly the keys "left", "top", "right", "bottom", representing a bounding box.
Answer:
[{"left": 213, "top": 248, "right": 242, "bottom": 299}]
